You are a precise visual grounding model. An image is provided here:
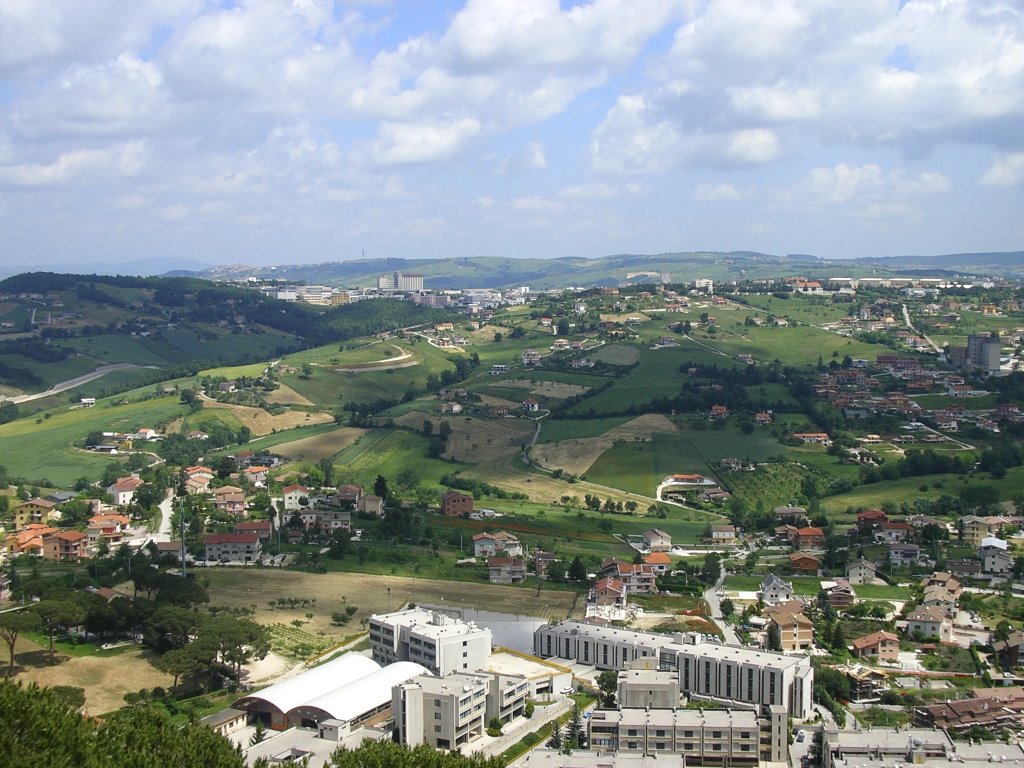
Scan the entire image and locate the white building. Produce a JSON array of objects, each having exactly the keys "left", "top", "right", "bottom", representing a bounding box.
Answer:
[
  {"left": 979, "top": 536, "right": 1012, "bottom": 575},
  {"left": 759, "top": 574, "right": 794, "bottom": 606},
  {"left": 369, "top": 608, "right": 492, "bottom": 676},
  {"left": 392, "top": 672, "right": 488, "bottom": 750},
  {"left": 533, "top": 622, "right": 813, "bottom": 718}
]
